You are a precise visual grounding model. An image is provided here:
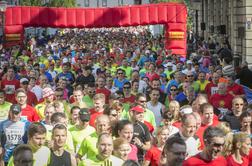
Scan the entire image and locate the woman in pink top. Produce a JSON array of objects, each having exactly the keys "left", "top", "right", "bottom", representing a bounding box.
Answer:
[{"left": 115, "top": 119, "right": 138, "bottom": 161}]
